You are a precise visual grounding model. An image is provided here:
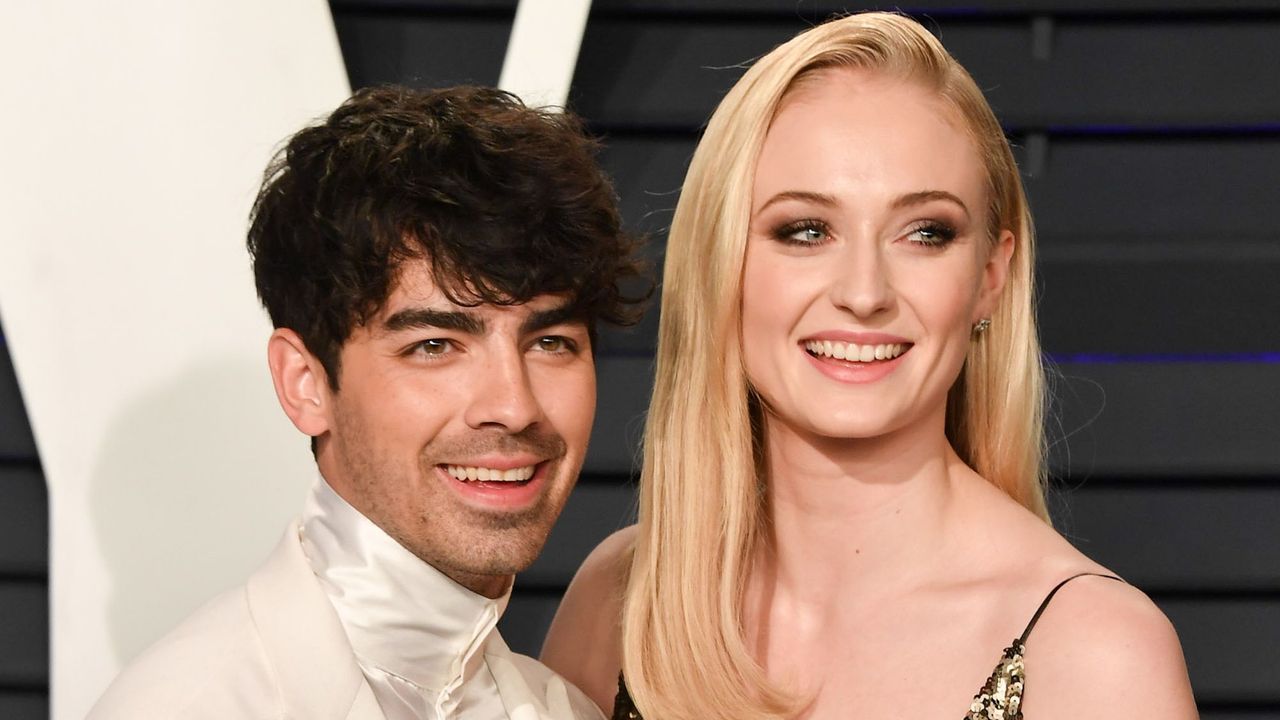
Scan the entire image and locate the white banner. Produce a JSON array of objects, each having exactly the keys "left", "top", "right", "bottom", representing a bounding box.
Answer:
[{"left": 0, "top": 2, "right": 349, "bottom": 717}]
